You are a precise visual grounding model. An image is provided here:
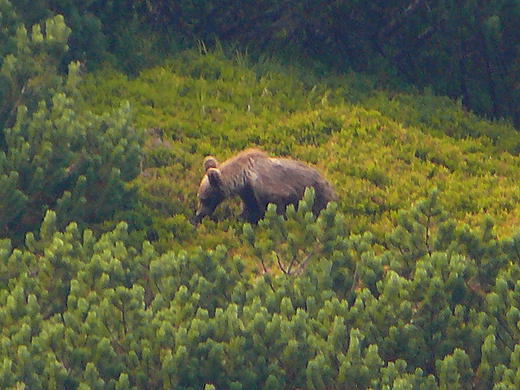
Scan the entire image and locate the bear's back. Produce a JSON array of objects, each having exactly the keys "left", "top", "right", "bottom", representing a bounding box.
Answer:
[
  {"left": 270, "top": 158, "right": 328, "bottom": 186},
  {"left": 220, "top": 149, "right": 268, "bottom": 171}
]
